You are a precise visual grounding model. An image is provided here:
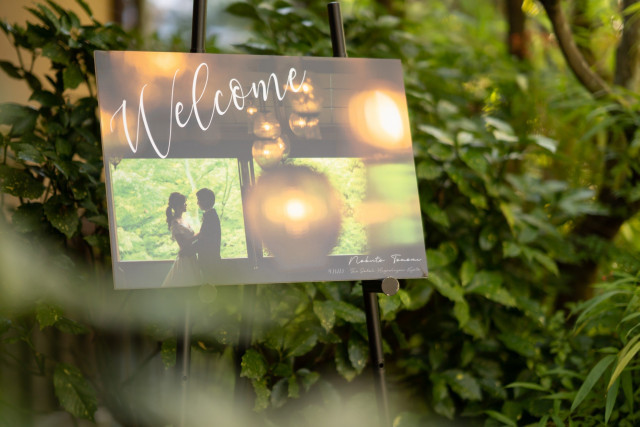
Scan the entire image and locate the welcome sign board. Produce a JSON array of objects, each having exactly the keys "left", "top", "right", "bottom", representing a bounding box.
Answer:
[{"left": 95, "top": 51, "right": 428, "bottom": 289}]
